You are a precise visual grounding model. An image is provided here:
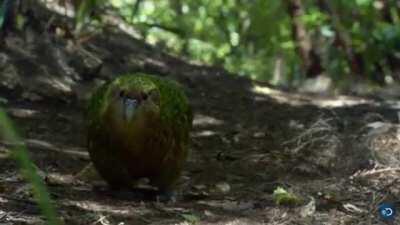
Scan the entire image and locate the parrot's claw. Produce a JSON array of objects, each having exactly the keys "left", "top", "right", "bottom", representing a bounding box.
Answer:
[{"left": 156, "top": 190, "right": 177, "bottom": 203}]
